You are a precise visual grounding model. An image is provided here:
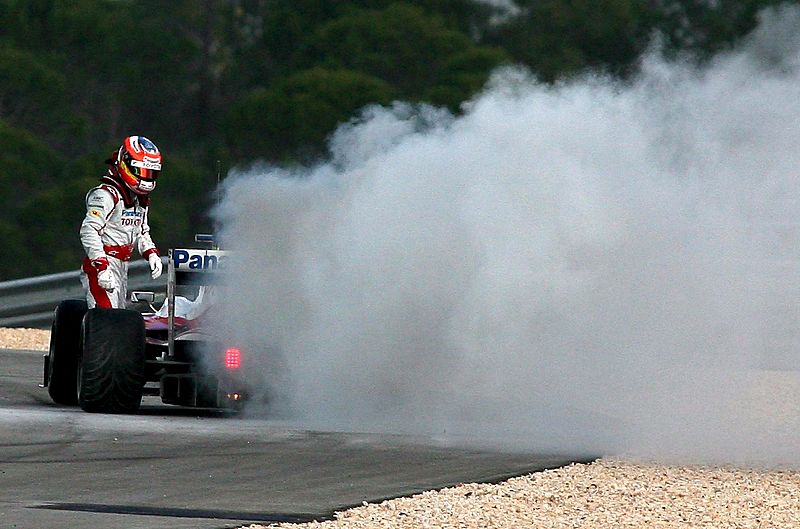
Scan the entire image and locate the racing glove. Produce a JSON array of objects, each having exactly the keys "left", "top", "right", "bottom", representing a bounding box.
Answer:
[
  {"left": 91, "top": 257, "right": 116, "bottom": 291},
  {"left": 148, "top": 252, "right": 163, "bottom": 280}
]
